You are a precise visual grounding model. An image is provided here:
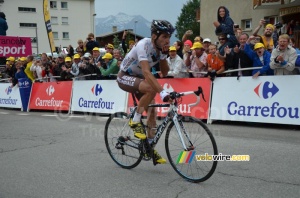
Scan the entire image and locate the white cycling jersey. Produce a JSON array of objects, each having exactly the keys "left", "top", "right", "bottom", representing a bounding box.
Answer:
[{"left": 120, "top": 38, "right": 167, "bottom": 76}]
